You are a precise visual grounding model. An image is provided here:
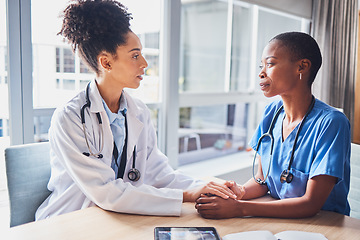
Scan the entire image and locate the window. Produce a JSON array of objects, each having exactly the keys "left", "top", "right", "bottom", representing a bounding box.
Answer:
[
  {"left": 178, "top": 0, "right": 310, "bottom": 165},
  {"left": 63, "top": 48, "right": 75, "bottom": 73},
  {"left": 80, "top": 61, "right": 91, "bottom": 74},
  {"left": 0, "top": 0, "right": 9, "bottom": 226},
  {"left": 31, "top": 0, "right": 162, "bottom": 142},
  {"left": 56, "top": 48, "right": 61, "bottom": 73},
  {"left": 0, "top": 0, "right": 9, "bottom": 138},
  {"left": 54, "top": 47, "right": 93, "bottom": 91},
  {"left": 123, "top": 0, "right": 162, "bottom": 104},
  {"left": 31, "top": 0, "right": 95, "bottom": 140},
  {"left": 56, "top": 47, "right": 77, "bottom": 74},
  {"left": 254, "top": 7, "right": 305, "bottom": 88},
  {"left": 118, "top": 0, "right": 163, "bottom": 143},
  {"left": 179, "top": 103, "right": 248, "bottom": 165},
  {"left": 0, "top": 0, "right": 7, "bottom": 141},
  {"left": 230, "top": 3, "right": 252, "bottom": 91},
  {"left": 180, "top": 1, "right": 228, "bottom": 93},
  {"left": 80, "top": 79, "right": 91, "bottom": 89}
]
